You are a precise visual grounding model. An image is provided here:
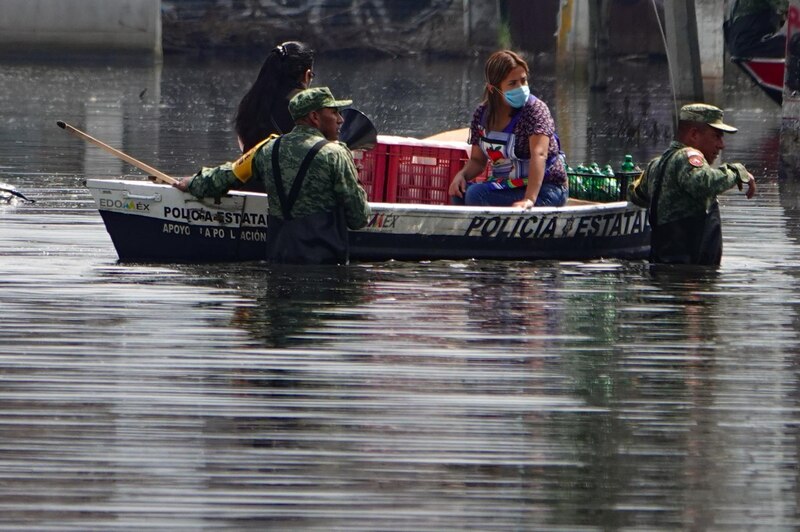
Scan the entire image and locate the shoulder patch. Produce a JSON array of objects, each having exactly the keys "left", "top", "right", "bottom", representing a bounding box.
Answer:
[{"left": 686, "top": 149, "right": 705, "bottom": 168}]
